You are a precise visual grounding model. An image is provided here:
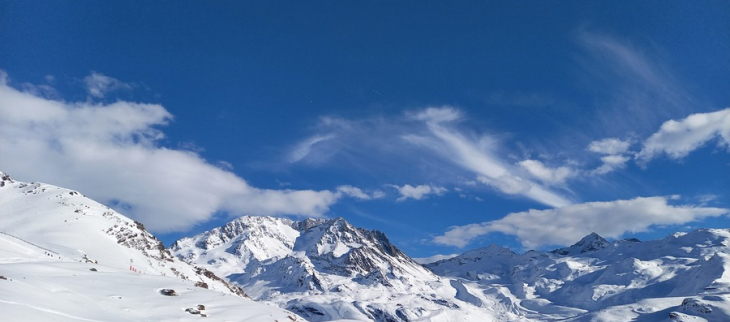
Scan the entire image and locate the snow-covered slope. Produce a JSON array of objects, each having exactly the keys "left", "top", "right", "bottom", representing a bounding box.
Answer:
[
  {"left": 171, "top": 216, "right": 504, "bottom": 322},
  {"left": 428, "top": 230, "right": 730, "bottom": 321},
  {"left": 9, "top": 169, "right": 730, "bottom": 322},
  {"left": 171, "top": 213, "right": 730, "bottom": 322},
  {"left": 0, "top": 172, "right": 305, "bottom": 321}
]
